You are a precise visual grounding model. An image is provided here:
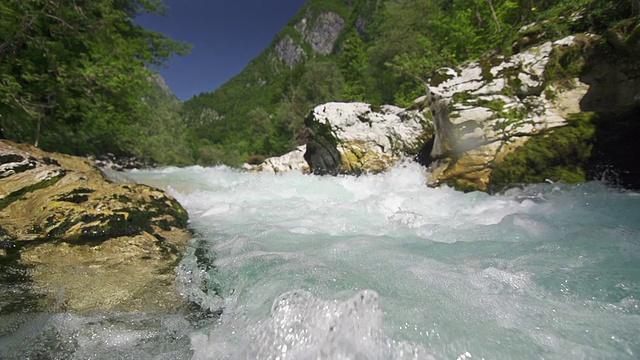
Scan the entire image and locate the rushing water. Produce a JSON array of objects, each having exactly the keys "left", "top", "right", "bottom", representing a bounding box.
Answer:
[{"left": 2, "top": 162, "right": 639, "bottom": 359}]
